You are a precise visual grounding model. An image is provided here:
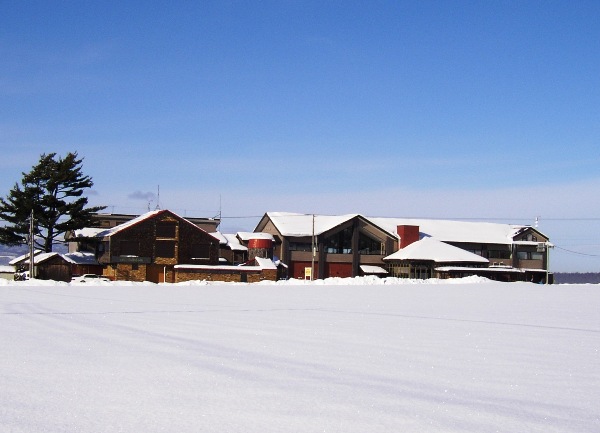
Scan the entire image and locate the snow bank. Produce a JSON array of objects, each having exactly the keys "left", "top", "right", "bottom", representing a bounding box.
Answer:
[
  {"left": 0, "top": 275, "right": 492, "bottom": 288},
  {"left": 1, "top": 279, "right": 598, "bottom": 432}
]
